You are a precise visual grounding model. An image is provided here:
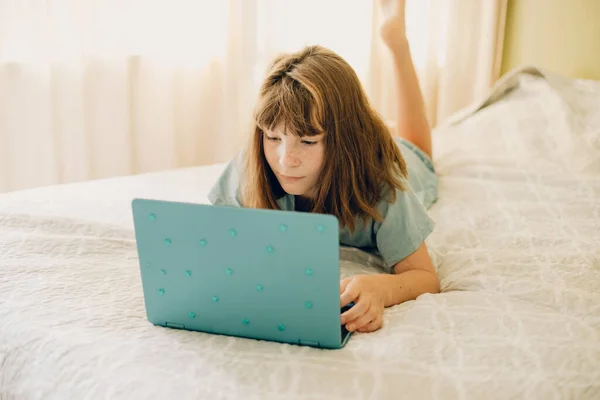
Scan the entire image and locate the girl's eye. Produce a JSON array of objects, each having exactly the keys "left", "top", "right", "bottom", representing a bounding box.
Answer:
[
  {"left": 265, "top": 136, "right": 280, "bottom": 141},
  {"left": 302, "top": 140, "right": 317, "bottom": 146}
]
